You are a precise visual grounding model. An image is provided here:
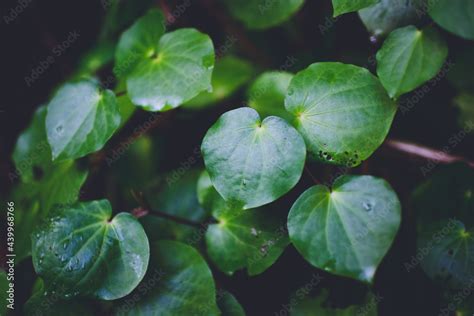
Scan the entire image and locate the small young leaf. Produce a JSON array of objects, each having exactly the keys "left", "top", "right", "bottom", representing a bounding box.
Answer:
[
  {"left": 285, "top": 62, "right": 396, "bottom": 166},
  {"left": 358, "top": 0, "right": 422, "bottom": 37},
  {"left": 201, "top": 171, "right": 289, "bottom": 275},
  {"left": 32, "top": 200, "right": 149, "bottom": 300},
  {"left": 376, "top": 26, "right": 448, "bottom": 98},
  {"left": 217, "top": 290, "right": 246, "bottom": 316},
  {"left": 115, "top": 9, "right": 166, "bottom": 77},
  {"left": 126, "top": 28, "right": 215, "bottom": 111},
  {"left": 288, "top": 175, "right": 401, "bottom": 283},
  {"left": 184, "top": 56, "right": 255, "bottom": 109},
  {"left": 202, "top": 107, "right": 306, "bottom": 209},
  {"left": 223, "top": 0, "right": 305, "bottom": 29},
  {"left": 248, "top": 71, "right": 294, "bottom": 122},
  {"left": 429, "top": 0, "right": 474, "bottom": 40},
  {"left": 46, "top": 80, "right": 121, "bottom": 161},
  {"left": 115, "top": 240, "right": 220, "bottom": 316},
  {"left": 332, "top": 0, "right": 379, "bottom": 17}
]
